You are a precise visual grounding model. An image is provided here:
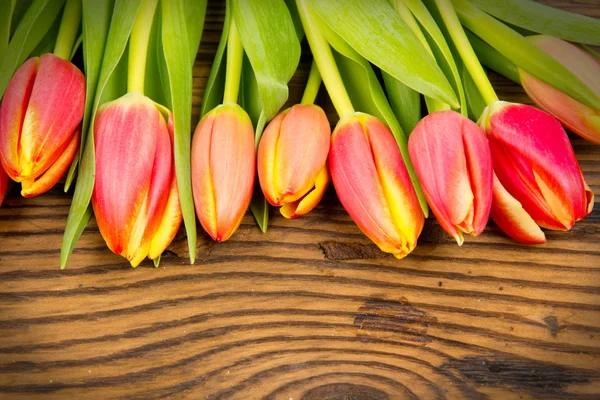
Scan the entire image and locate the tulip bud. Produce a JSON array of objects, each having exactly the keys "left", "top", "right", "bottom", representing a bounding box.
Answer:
[
  {"left": 479, "top": 101, "right": 594, "bottom": 242},
  {"left": 191, "top": 104, "right": 255, "bottom": 242},
  {"left": 0, "top": 54, "right": 84, "bottom": 197},
  {"left": 0, "top": 166, "right": 8, "bottom": 207},
  {"left": 409, "top": 111, "right": 493, "bottom": 245},
  {"left": 330, "top": 113, "right": 424, "bottom": 258},
  {"left": 520, "top": 35, "right": 600, "bottom": 144},
  {"left": 92, "top": 93, "right": 182, "bottom": 267},
  {"left": 258, "top": 104, "right": 331, "bottom": 218}
]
